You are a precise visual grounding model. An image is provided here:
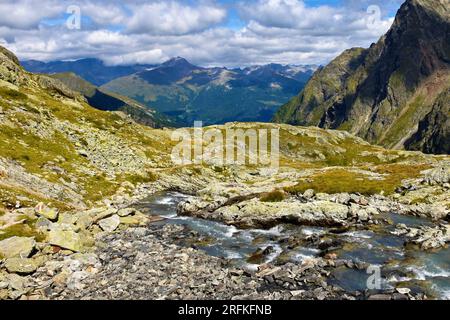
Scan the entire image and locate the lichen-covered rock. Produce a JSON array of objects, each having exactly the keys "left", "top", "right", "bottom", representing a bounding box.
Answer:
[
  {"left": 35, "top": 203, "right": 59, "bottom": 221},
  {"left": 0, "top": 237, "right": 36, "bottom": 259},
  {"left": 180, "top": 197, "right": 349, "bottom": 228},
  {"left": 119, "top": 212, "right": 152, "bottom": 226},
  {"left": 392, "top": 224, "right": 449, "bottom": 250},
  {"left": 4, "top": 258, "right": 38, "bottom": 274},
  {"left": 117, "top": 208, "right": 135, "bottom": 217},
  {"left": 98, "top": 215, "right": 120, "bottom": 232},
  {"left": 48, "top": 226, "right": 82, "bottom": 252}
]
